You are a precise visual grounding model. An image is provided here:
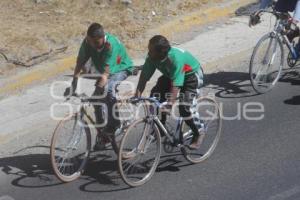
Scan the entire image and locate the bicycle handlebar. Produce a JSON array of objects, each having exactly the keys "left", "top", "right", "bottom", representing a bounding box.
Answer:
[
  {"left": 65, "top": 93, "right": 89, "bottom": 102},
  {"left": 130, "top": 97, "right": 160, "bottom": 104},
  {"left": 75, "top": 65, "right": 143, "bottom": 80},
  {"left": 130, "top": 65, "right": 143, "bottom": 76},
  {"left": 64, "top": 65, "right": 143, "bottom": 101},
  {"left": 256, "top": 8, "right": 291, "bottom": 20},
  {"left": 249, "top": 8, "right": 292, "bottom": 27},
  {"left": 130, "top": 97, "right": 170, "bottom": 109}
]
